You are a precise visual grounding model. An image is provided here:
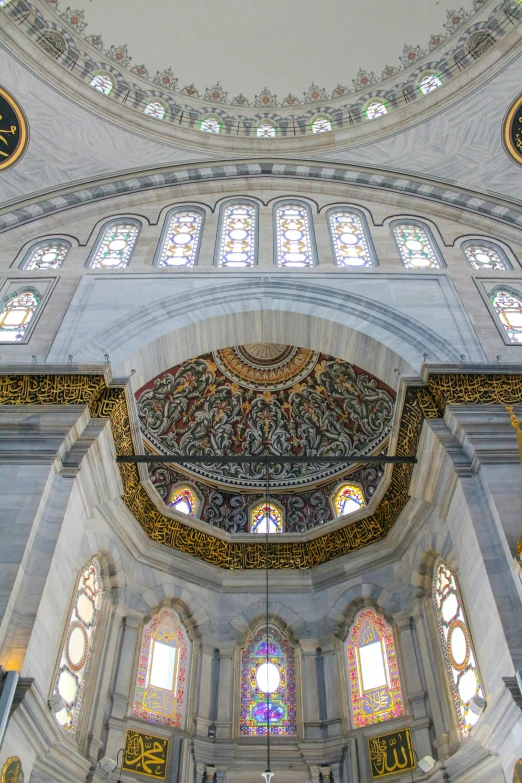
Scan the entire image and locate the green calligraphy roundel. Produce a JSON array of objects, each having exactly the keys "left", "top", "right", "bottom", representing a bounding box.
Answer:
[{"left": 0, "top": 86, "right": 28, "bottom": 172}]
